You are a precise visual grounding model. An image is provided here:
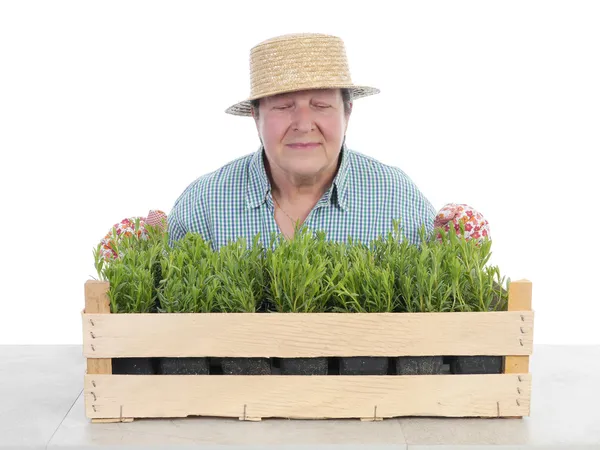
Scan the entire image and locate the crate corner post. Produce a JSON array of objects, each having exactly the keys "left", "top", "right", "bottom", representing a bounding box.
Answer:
[
  {"left": 503, "top": 279, "right": 533, "bottom": 419},
  {"left": 84, "top": 280, "right": 132, "bottom": 423},
  {"left": 84, "top": 280, "right": 112, "bottom": 375}
]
